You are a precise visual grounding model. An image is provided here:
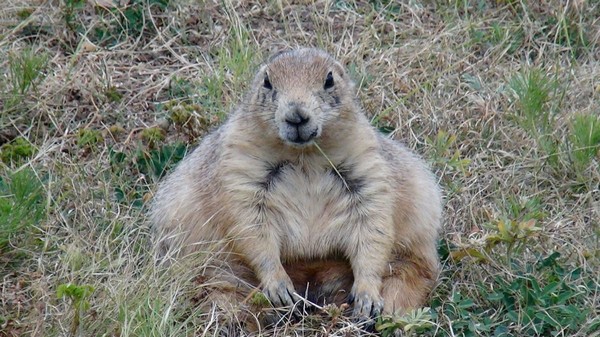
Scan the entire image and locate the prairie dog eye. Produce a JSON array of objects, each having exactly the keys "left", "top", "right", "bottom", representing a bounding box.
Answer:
[
  {"left": 264, "top": 74, "right": 273, "bottom": 90},
  {"left": 324, "top": 71, "right": 334, "bottom": 89}
]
